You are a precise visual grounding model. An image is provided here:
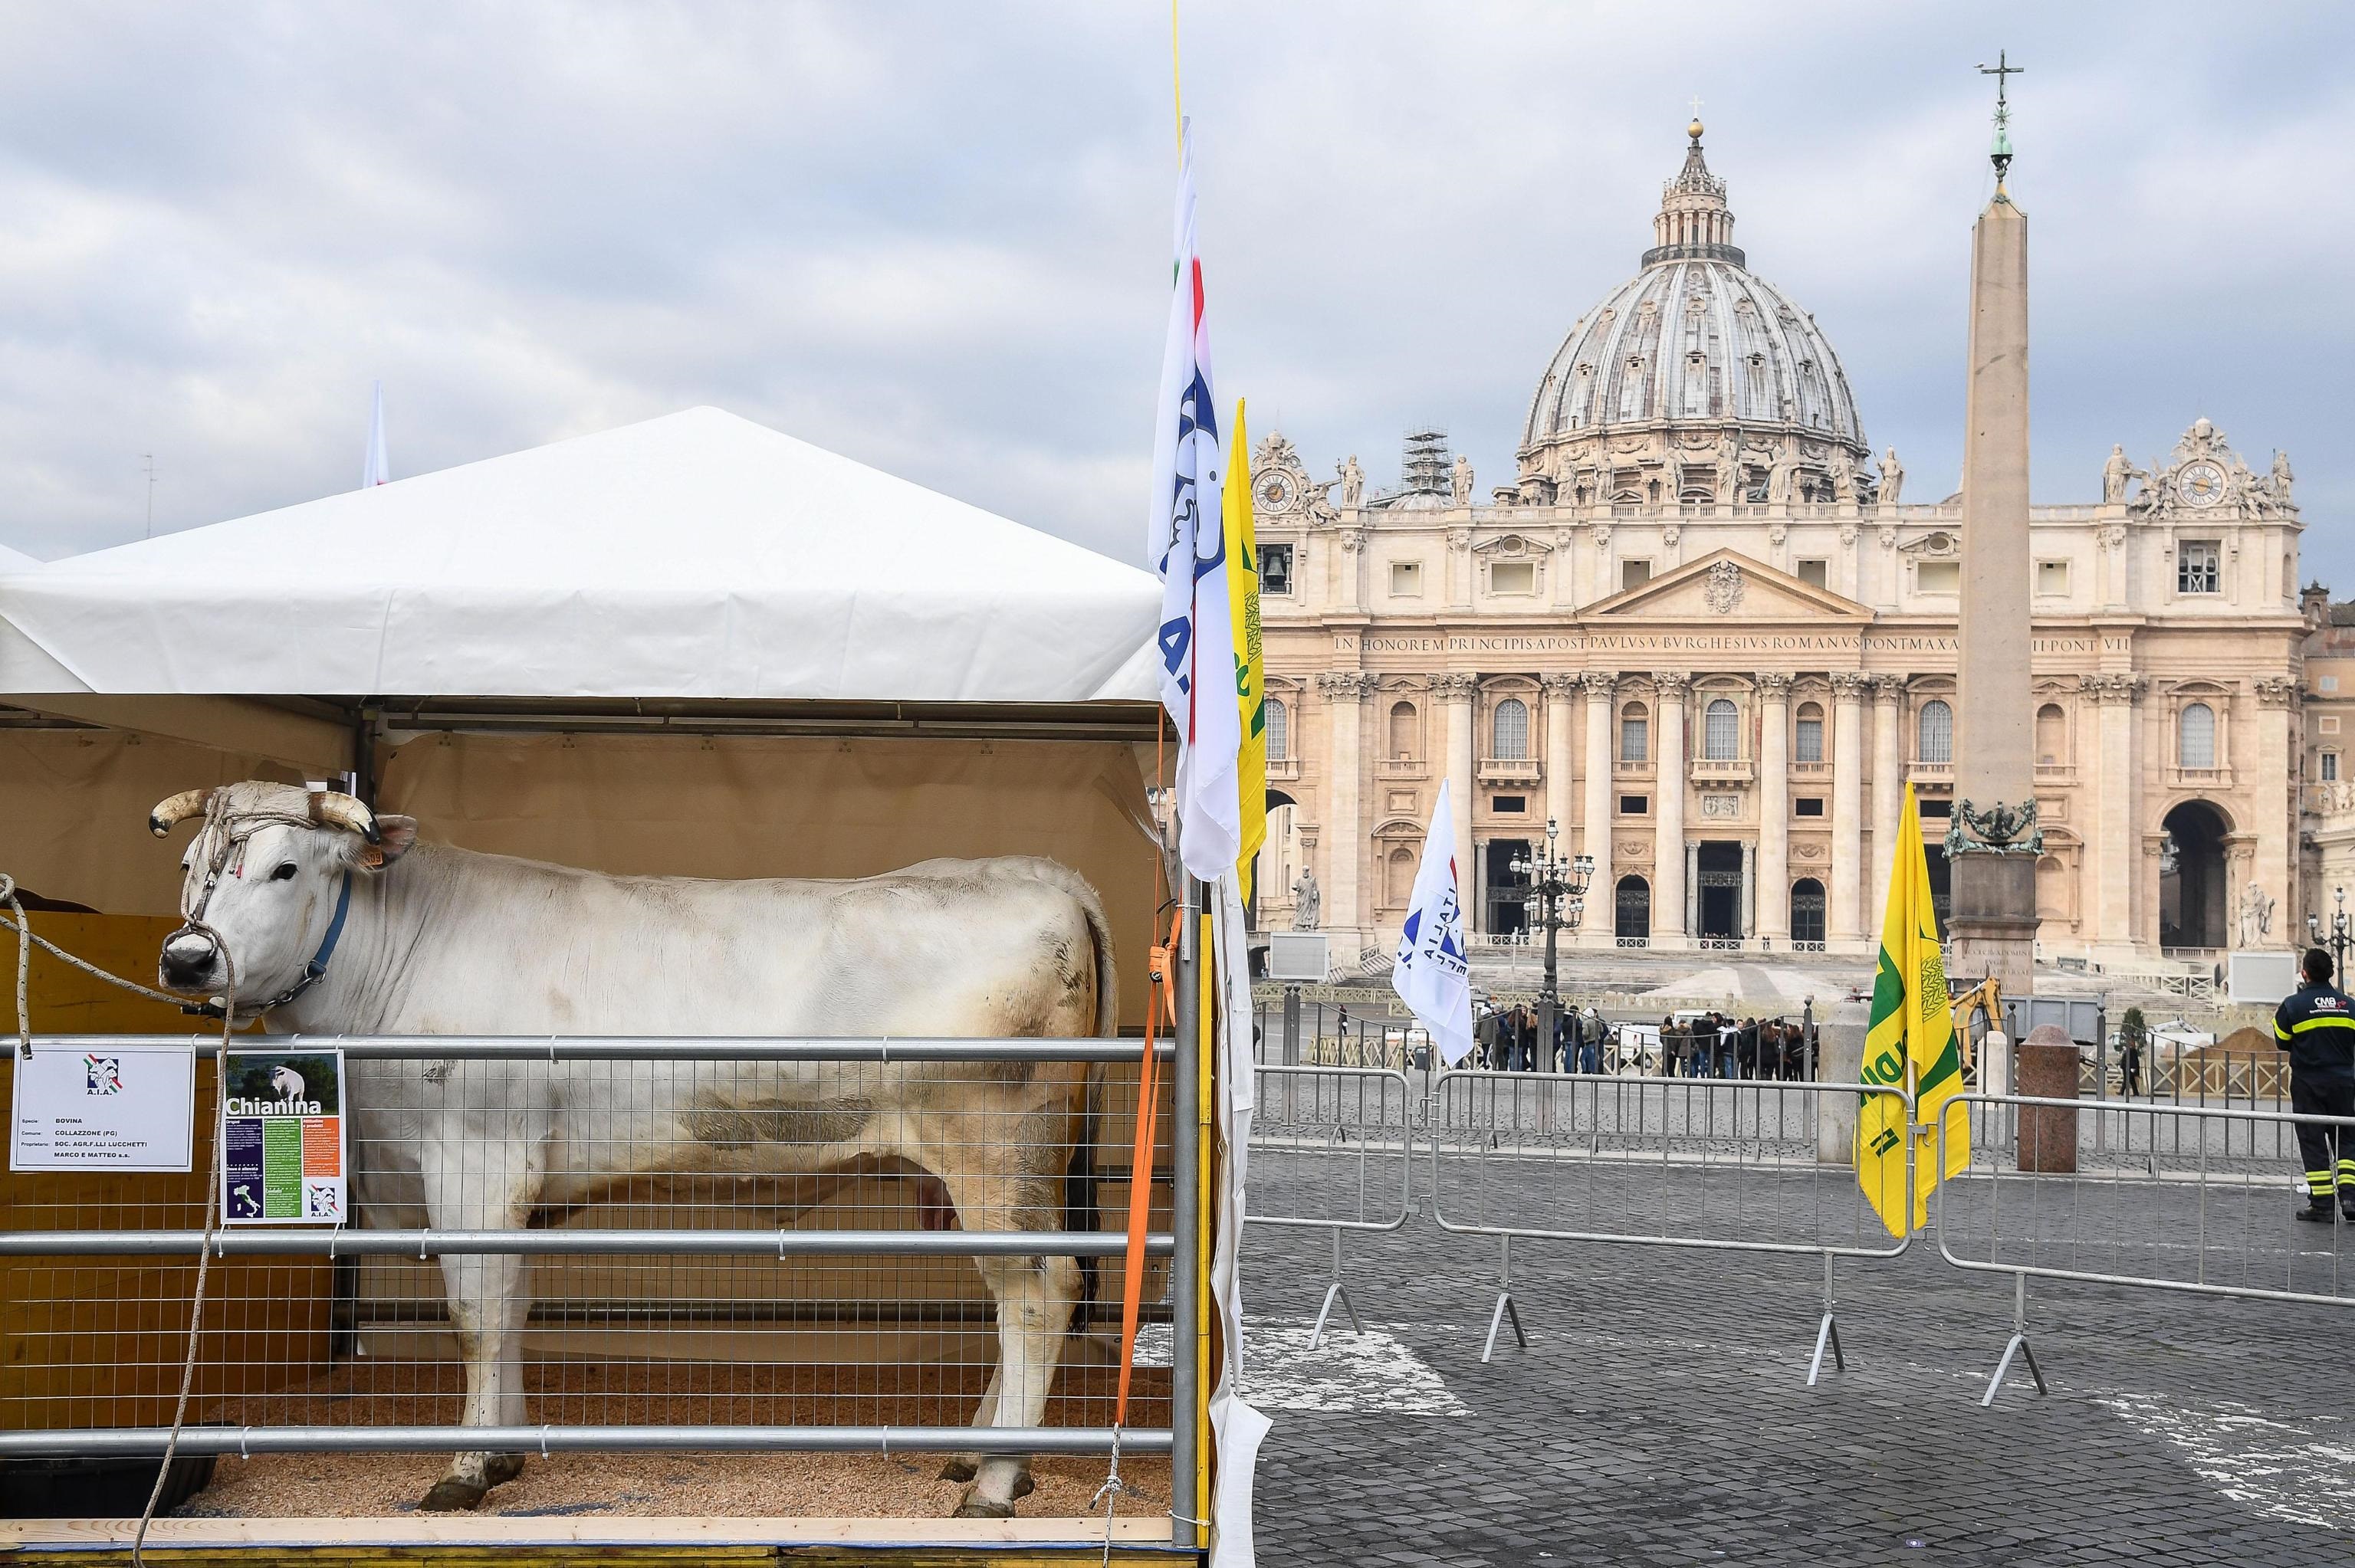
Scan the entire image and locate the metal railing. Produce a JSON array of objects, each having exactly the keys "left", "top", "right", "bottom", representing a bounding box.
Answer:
[
  {"left": 1244, "top": 1064, "right": 1414, "bottom": 1346},
  {"left": 1934, "top": 1091, "right": 2355, "bottom": 1406},
  {"left": 1, "top": 1031, "right": 1200, "bottom": 1530},
  {"left": 1427, "top": 1071, "right": 1912, "bottom": 1378}
]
